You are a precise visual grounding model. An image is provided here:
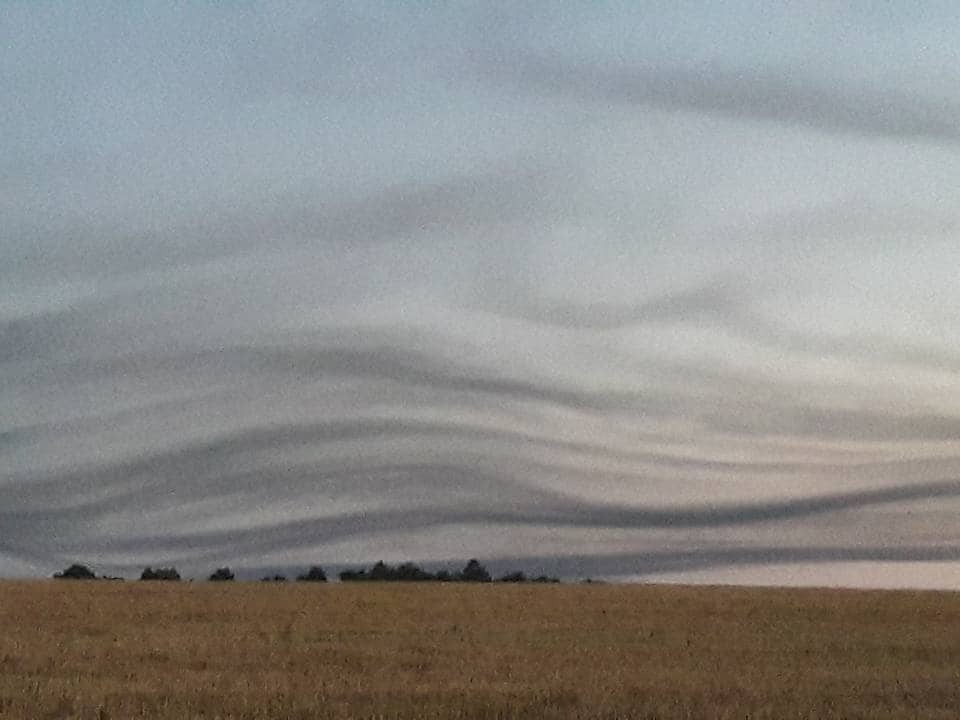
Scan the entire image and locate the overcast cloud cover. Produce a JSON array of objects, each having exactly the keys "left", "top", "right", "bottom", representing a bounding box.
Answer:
[{"left": 4, "top": 2, "right": 960, "bottom": 586}]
